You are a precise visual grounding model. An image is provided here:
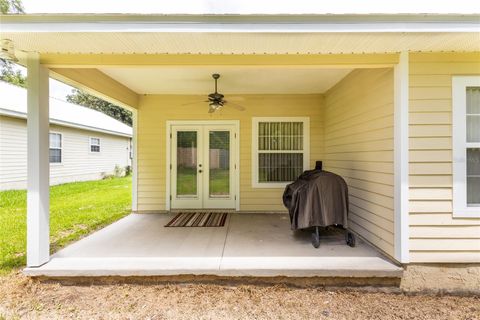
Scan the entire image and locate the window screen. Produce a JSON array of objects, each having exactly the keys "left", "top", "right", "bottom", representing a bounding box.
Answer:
[{"left": 256, "top": 121, "right": 306, "bottom": 183}]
